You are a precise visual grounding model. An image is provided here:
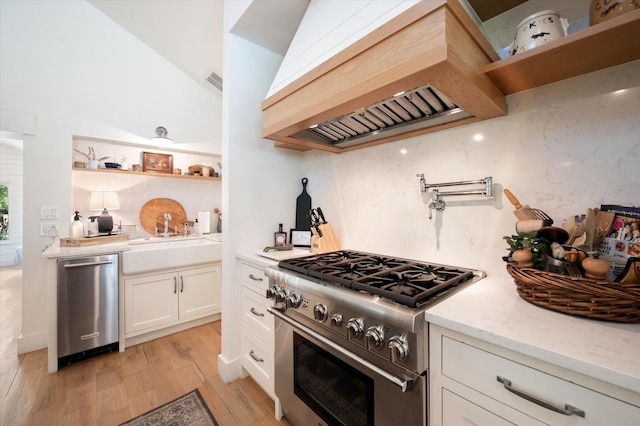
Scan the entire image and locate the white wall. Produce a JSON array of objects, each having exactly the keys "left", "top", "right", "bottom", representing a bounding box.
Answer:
[
  {"left": 0, "top": 0, "right": 221, "bottom": 353},
  {"left": 302, "top": 59, "right": 640, "bottom": 277},
  {"left": 218, "top": 3, "right": 303, "bottom": 382}
]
